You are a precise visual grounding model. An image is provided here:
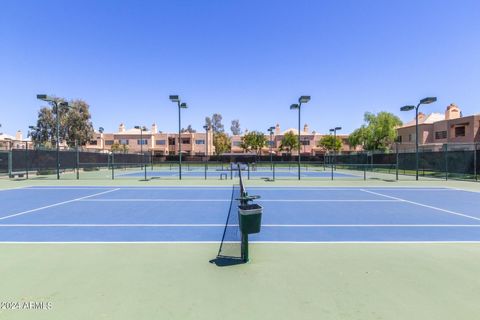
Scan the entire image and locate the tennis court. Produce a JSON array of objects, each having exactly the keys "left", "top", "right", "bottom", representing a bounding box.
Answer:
[{"left": 1, "top": 185, "right": 479, "bottom": 242}]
